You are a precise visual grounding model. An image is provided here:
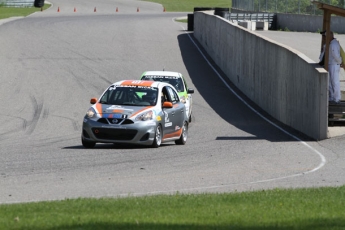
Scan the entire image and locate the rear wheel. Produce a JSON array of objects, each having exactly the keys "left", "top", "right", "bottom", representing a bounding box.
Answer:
[
  {"left": 175, "top": 122, "right": 188, "bottom": 145},
  {"left": 82, "top": 138, "right": 96, "bottom": 148},
  {"left": 151, "top": 124, "right": 162, "bottom": 148}
]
